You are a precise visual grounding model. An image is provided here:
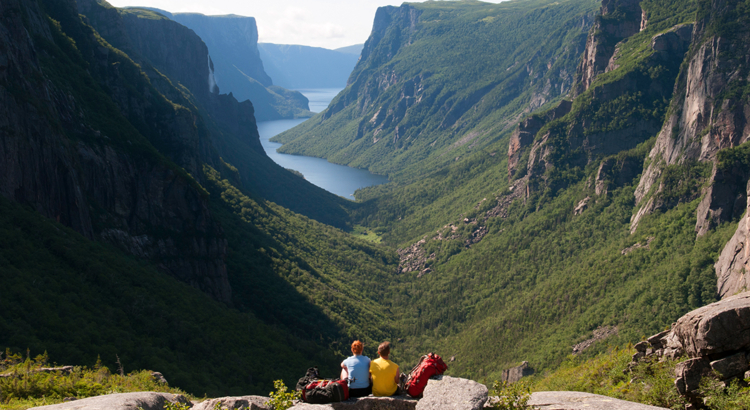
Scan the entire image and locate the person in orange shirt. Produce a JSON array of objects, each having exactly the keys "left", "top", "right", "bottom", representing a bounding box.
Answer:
[{"left": 369, "top": 341, "right": 402, "bottom": 396}]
